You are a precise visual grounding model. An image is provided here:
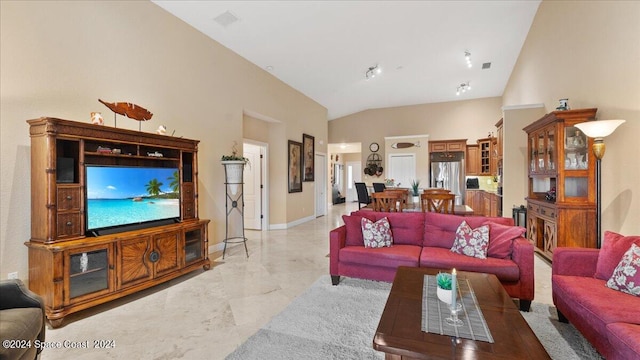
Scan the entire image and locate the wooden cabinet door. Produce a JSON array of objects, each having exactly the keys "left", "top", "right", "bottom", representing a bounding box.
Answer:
[
  {"left": 466, "top": 145, "right": 479, "bottom": 175},
  {"left": 526, "top": 213, "right": 538, "bottom": 247},
  {"left": 118, "top": 237, "right": 152, "bottom": 288},
  {"left": 542, "top": 220, "right": 556, "bottom": 259},
  {"left": 490, "top": 193, "right": 498, "bottom": 217},
  {"left": 153, "top": 231, "right": 181, "bottom": 277},
  {"left": 471, "top": 191, "right": 482, "bottom": 216}
]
